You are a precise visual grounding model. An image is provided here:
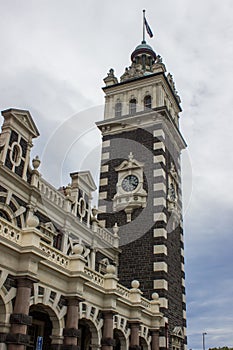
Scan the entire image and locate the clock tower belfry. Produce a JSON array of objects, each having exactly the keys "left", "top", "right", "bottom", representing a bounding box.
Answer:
[{"left": 97, "top": 38, "right": 187, "bottom": 350}]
